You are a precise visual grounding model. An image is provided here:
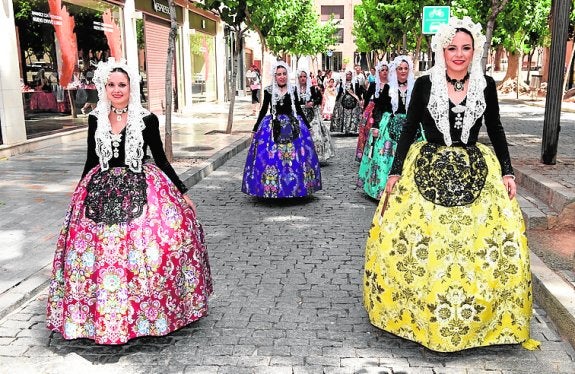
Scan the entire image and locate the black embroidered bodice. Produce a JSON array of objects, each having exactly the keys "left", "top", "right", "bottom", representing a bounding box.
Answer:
[
  {"left": 252, "top": 86, "right": 310, "bottom": 132},
  {"left": 389, "top": 75, "right": 514, "bottom": 176},
  {"left": 82, "top": 113, "right": 188, "bottom": 194},
  {"left": 371, "top": 84, "right": 392, "bottom": 129}
]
